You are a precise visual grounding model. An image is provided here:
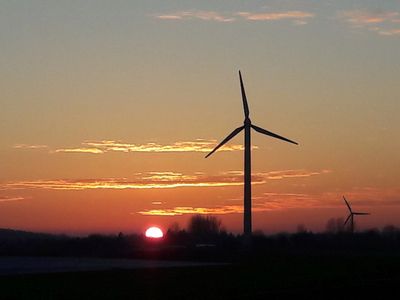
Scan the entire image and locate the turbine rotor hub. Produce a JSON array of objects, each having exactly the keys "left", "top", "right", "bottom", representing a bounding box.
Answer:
[{"left": 244, "top": 118, "right": 251, "bottom": 125}]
